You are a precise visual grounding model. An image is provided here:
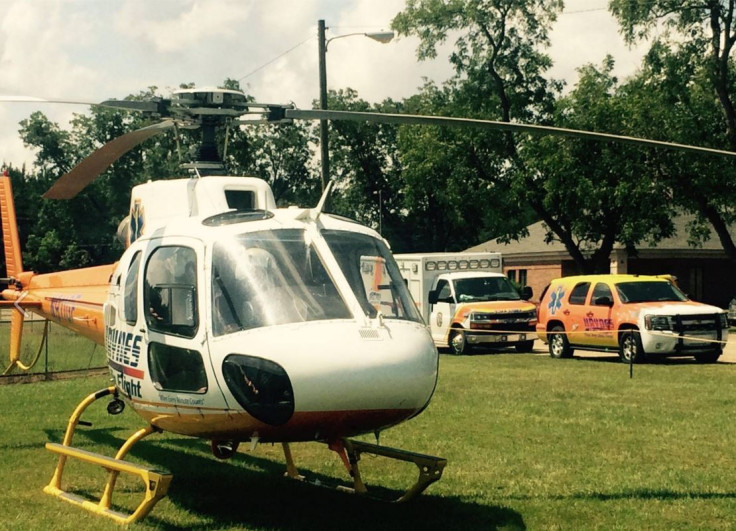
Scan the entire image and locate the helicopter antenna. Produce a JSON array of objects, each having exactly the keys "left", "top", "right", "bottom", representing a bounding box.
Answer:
[
  {"left": 297, "top": 180, "right": 333, "bottom": 222},
  {"left": 315, "top": 179, "right": 333, "bottom": 215}
]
